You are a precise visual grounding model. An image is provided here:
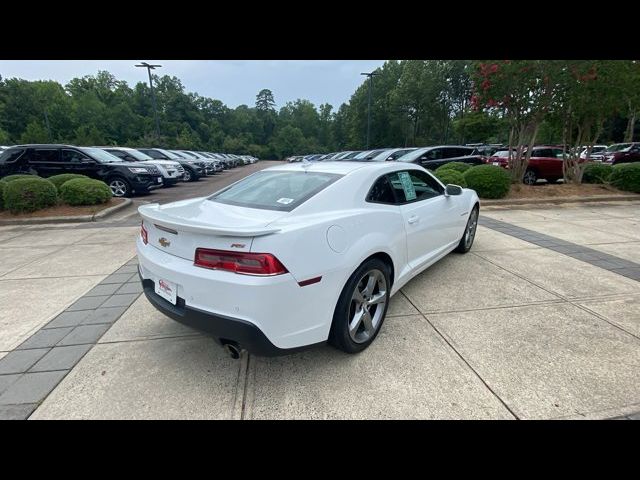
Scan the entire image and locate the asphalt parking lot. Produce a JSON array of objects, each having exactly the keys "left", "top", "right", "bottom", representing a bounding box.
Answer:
[{"left": 0, "top": 165, "right": 639, "bottom": 419}]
